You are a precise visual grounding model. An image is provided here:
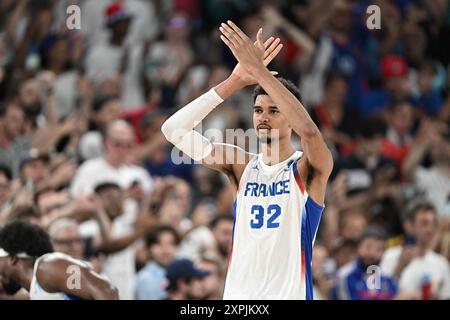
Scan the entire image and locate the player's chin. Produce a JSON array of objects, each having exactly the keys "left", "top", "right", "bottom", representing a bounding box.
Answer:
[
  {"left": 257, "top": 134, "right": 274, "bottom": 144},
  {"left": 256, "top": 128, "right": 270, "bottom": 137}
]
